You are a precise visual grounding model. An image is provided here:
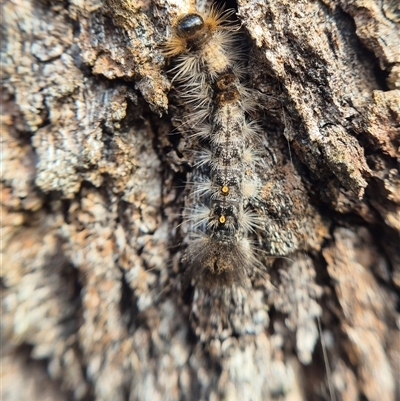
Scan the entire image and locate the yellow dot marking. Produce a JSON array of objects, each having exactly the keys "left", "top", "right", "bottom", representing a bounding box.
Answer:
[
  {"left": 219, "top": 215, "right": 226, "bottom": 224},
  {"left": 221, "top": 185, "right": 229, "bottom": 195}
]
